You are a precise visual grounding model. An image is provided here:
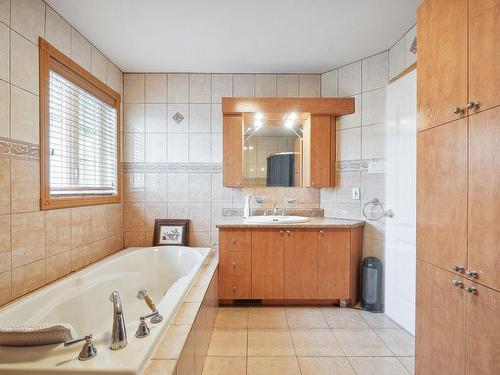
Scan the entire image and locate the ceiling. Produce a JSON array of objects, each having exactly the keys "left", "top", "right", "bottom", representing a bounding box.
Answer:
[{"left": 46, "top": 0, "right": 419, "bottom": 73}]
